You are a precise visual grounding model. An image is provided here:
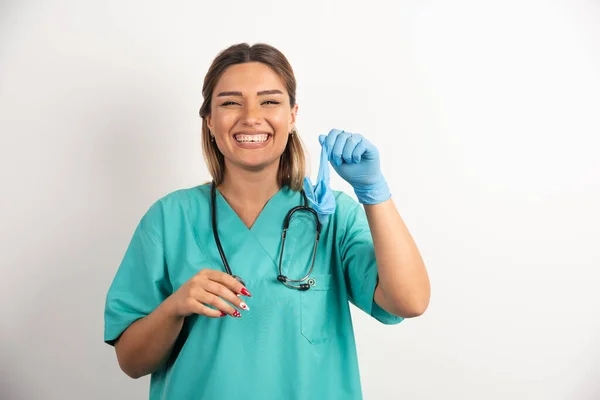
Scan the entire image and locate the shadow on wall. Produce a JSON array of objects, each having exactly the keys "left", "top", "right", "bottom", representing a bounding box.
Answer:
[
  {"left": 575, "top": 343, "right": 600, "bottom": 400},
  {"left": 0, "top": 349, "right": 34, "bottom": 400}
]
